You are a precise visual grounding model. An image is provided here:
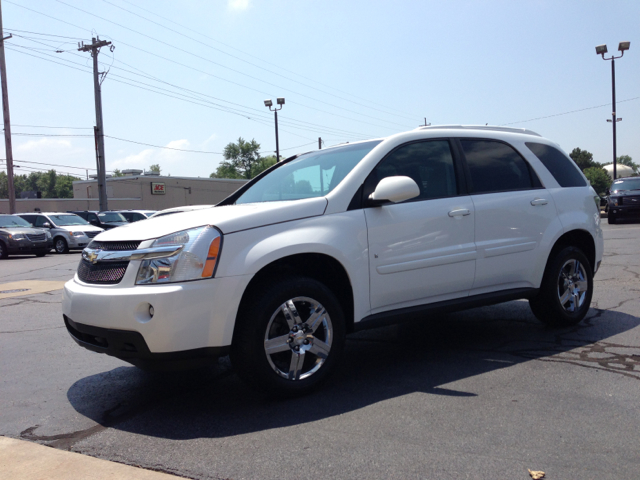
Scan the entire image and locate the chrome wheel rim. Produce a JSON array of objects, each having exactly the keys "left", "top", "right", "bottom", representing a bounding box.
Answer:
[
  {"left": 263, "top": 296, "right": 333, "bottom": 381},
  {"left": 557, "top": 259, "right": 588, "bottom": 313},
  {"left": 55, "top": 239, "right": 66, "bottom": 253}
]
